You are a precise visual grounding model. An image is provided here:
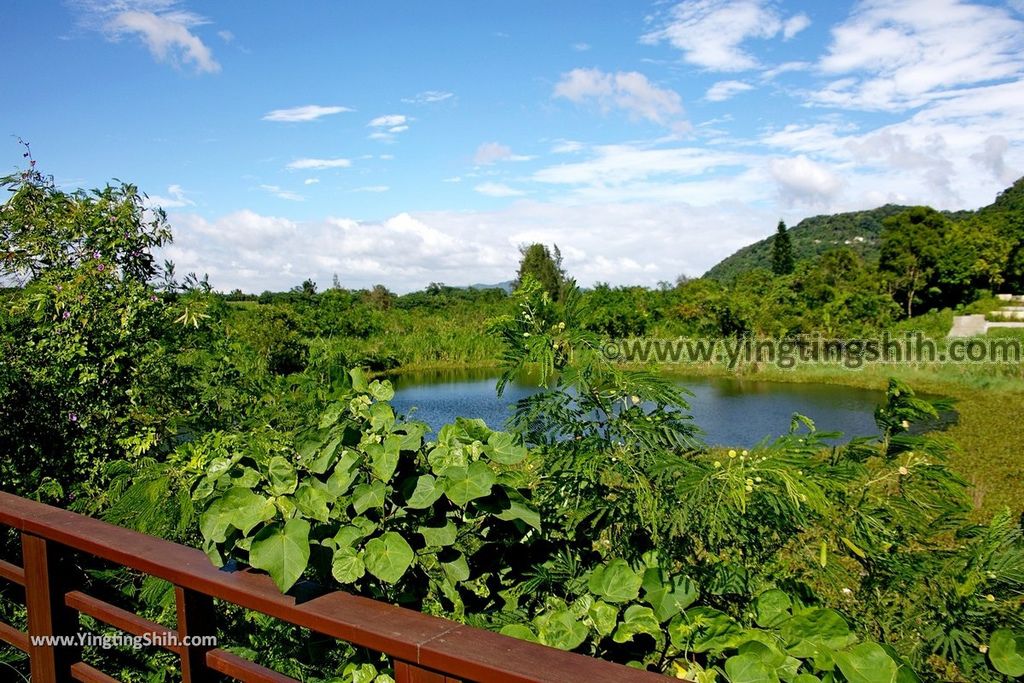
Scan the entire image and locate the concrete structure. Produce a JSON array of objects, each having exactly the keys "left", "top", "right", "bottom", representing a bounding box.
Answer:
[{"left": 948, "top": 295, "right": 1024, "bottom": 337}]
